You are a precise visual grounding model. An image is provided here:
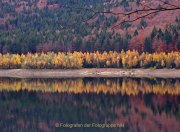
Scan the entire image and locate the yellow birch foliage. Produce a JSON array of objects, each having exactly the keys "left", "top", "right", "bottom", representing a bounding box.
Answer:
[{"left": 0, "top": 51, "right": 179, "bottom": 69}]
